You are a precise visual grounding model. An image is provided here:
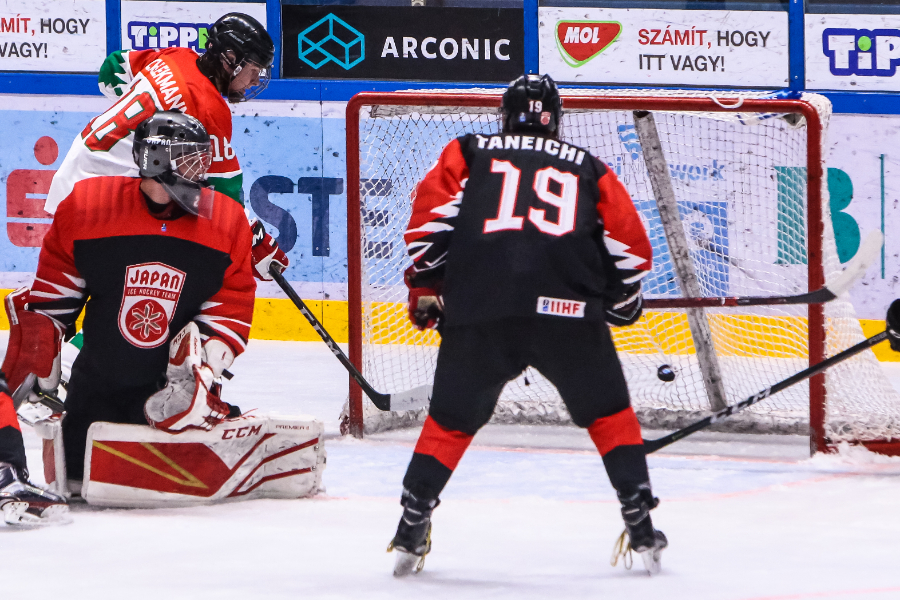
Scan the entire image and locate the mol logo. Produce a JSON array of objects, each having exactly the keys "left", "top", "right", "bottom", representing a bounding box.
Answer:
[
  {"left": 555, "top": 21, "right": 621, "bottom": 67},
  {"left": 128, "top": 21, "right": 210, "bottom": 52},
  {"left": 823, "top": 28, "right": 900, "bottom": 76},
  {"left": 299, "top": 14, "right": 364, "bottom": 70}
]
